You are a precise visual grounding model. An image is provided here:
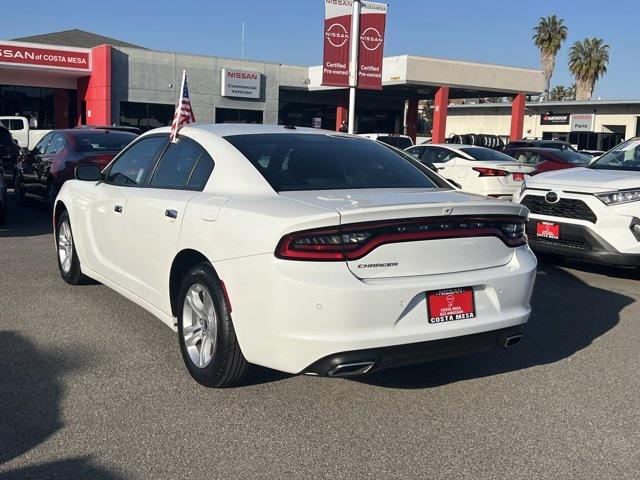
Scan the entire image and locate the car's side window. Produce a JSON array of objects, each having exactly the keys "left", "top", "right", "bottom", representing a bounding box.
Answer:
[
  {"left": 423, "top": 147, "right": 456, "bottom": 163},
  {"left": 406, "top": 147, "right": 423, "bottom": 159},
  {"left": 105, "top": 136, "right": 166, "bottom": 187},
  {"left": 47, "top": 134, "right": 66, "bottom": 155},
  {"left": 186, "top": 153, "right": 215, "bottom": 190},
  {"left": 149, "top": 138, "right": 214, "bottom": 190},
  {"left": 34, "top": 133, "right": 53, "bottom": 155}
]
